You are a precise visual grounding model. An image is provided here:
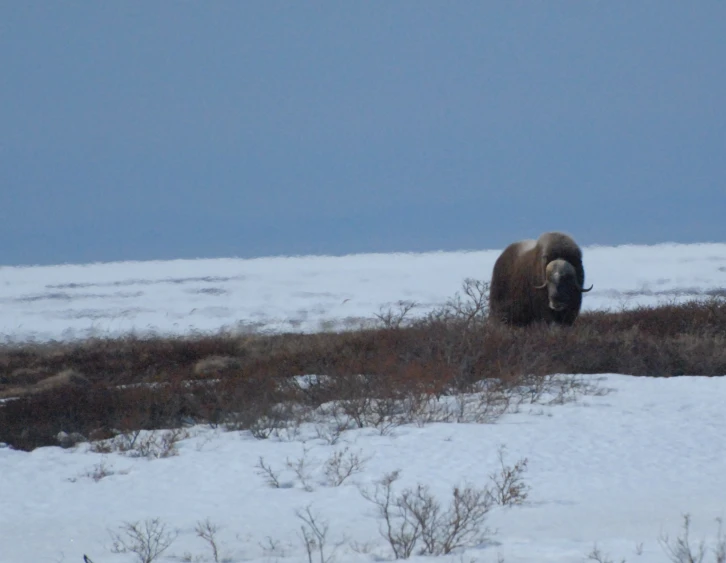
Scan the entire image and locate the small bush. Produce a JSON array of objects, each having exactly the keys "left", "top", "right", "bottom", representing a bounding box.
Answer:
[
  {"left": 195, "top": 519, "right": 224, "bottom": 563},
  {"left": 255, "top": 444, "right": 370, "bottom": 491},
  {"left": 109, "top": 518, "right": 178, "bottom": 563},
  {"left": 90, "top": 428, "right": 188, "bottom": 459},
  {"left": 588, "top": 513, "right": 726, "bottom": 563},
  {"left": 360, "top": 471, "right": 495, "bottom": 558},
  {"left": 323, "top": 446, "right": 370, "bottom": 486},
  {"left": 659, "top": 514, "right": 726, "bottom": 563},
  {"left": 296, "top": 505, "right": 343, "bottom": 563},
  {"left": 84, "top": 458, "right": 116, "bottom": 482},
  {"left": 488, "top": 445, "right": 530, "bottom": 506}
]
